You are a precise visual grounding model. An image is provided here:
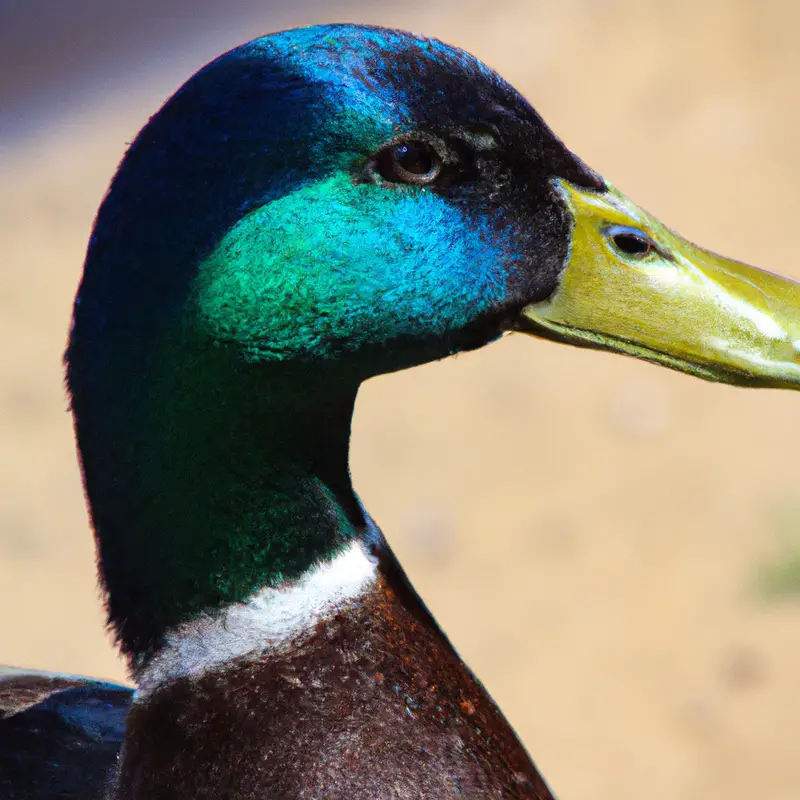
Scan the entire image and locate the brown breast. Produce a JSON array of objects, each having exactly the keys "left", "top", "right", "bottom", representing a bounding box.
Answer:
[{"left": 117, "top": 552, "right": 554, "bottom": 799}]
